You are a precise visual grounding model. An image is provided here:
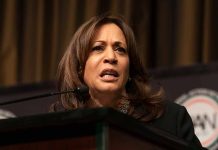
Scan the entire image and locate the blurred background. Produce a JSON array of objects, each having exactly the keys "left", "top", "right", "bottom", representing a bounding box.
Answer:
[
  {"left": 0, "top": 0, "right": 218, "bottom": 149},
  {"left": 0, "top": 0, "right": 218, "bottom": 86}
]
